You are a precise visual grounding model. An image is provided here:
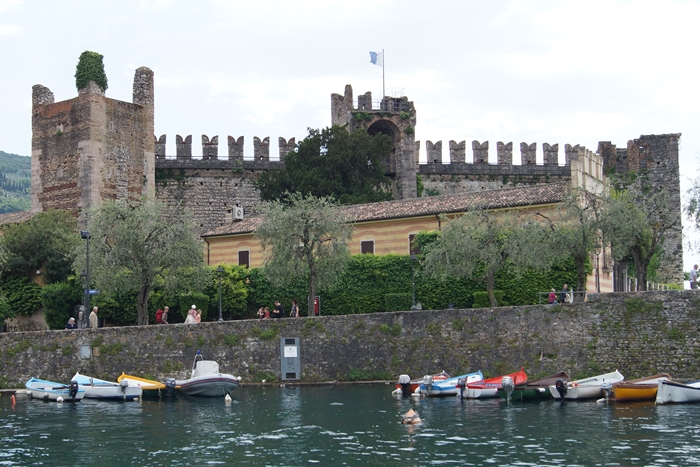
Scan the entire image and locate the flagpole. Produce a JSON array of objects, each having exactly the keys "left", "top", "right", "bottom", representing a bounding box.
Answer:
[{"left": 382, "top": 49, "right": 385, "bottom": 101}]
